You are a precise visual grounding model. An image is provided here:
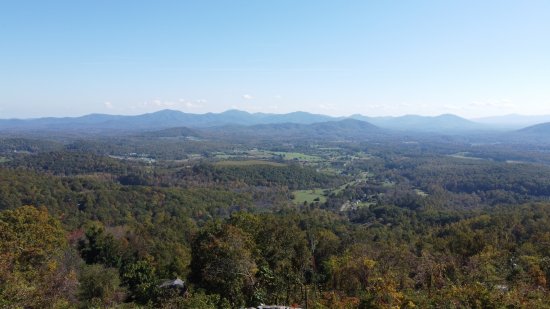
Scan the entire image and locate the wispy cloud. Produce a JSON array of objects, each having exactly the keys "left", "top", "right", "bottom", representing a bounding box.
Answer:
[
  {"left": 146, "top": 99, "right": 177, "bottom": 108},
  {"left": 242, "top": 94, "right": 254, "bottom": 100},
  {"left": 104, "top": 101, "right": 115, "bottom": 109},
  {"left": 141, "top": 98, "right": 207, "bottom": 110},
  {"left": 179, "top": 98, "right": 206, "bottom": 109}
]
